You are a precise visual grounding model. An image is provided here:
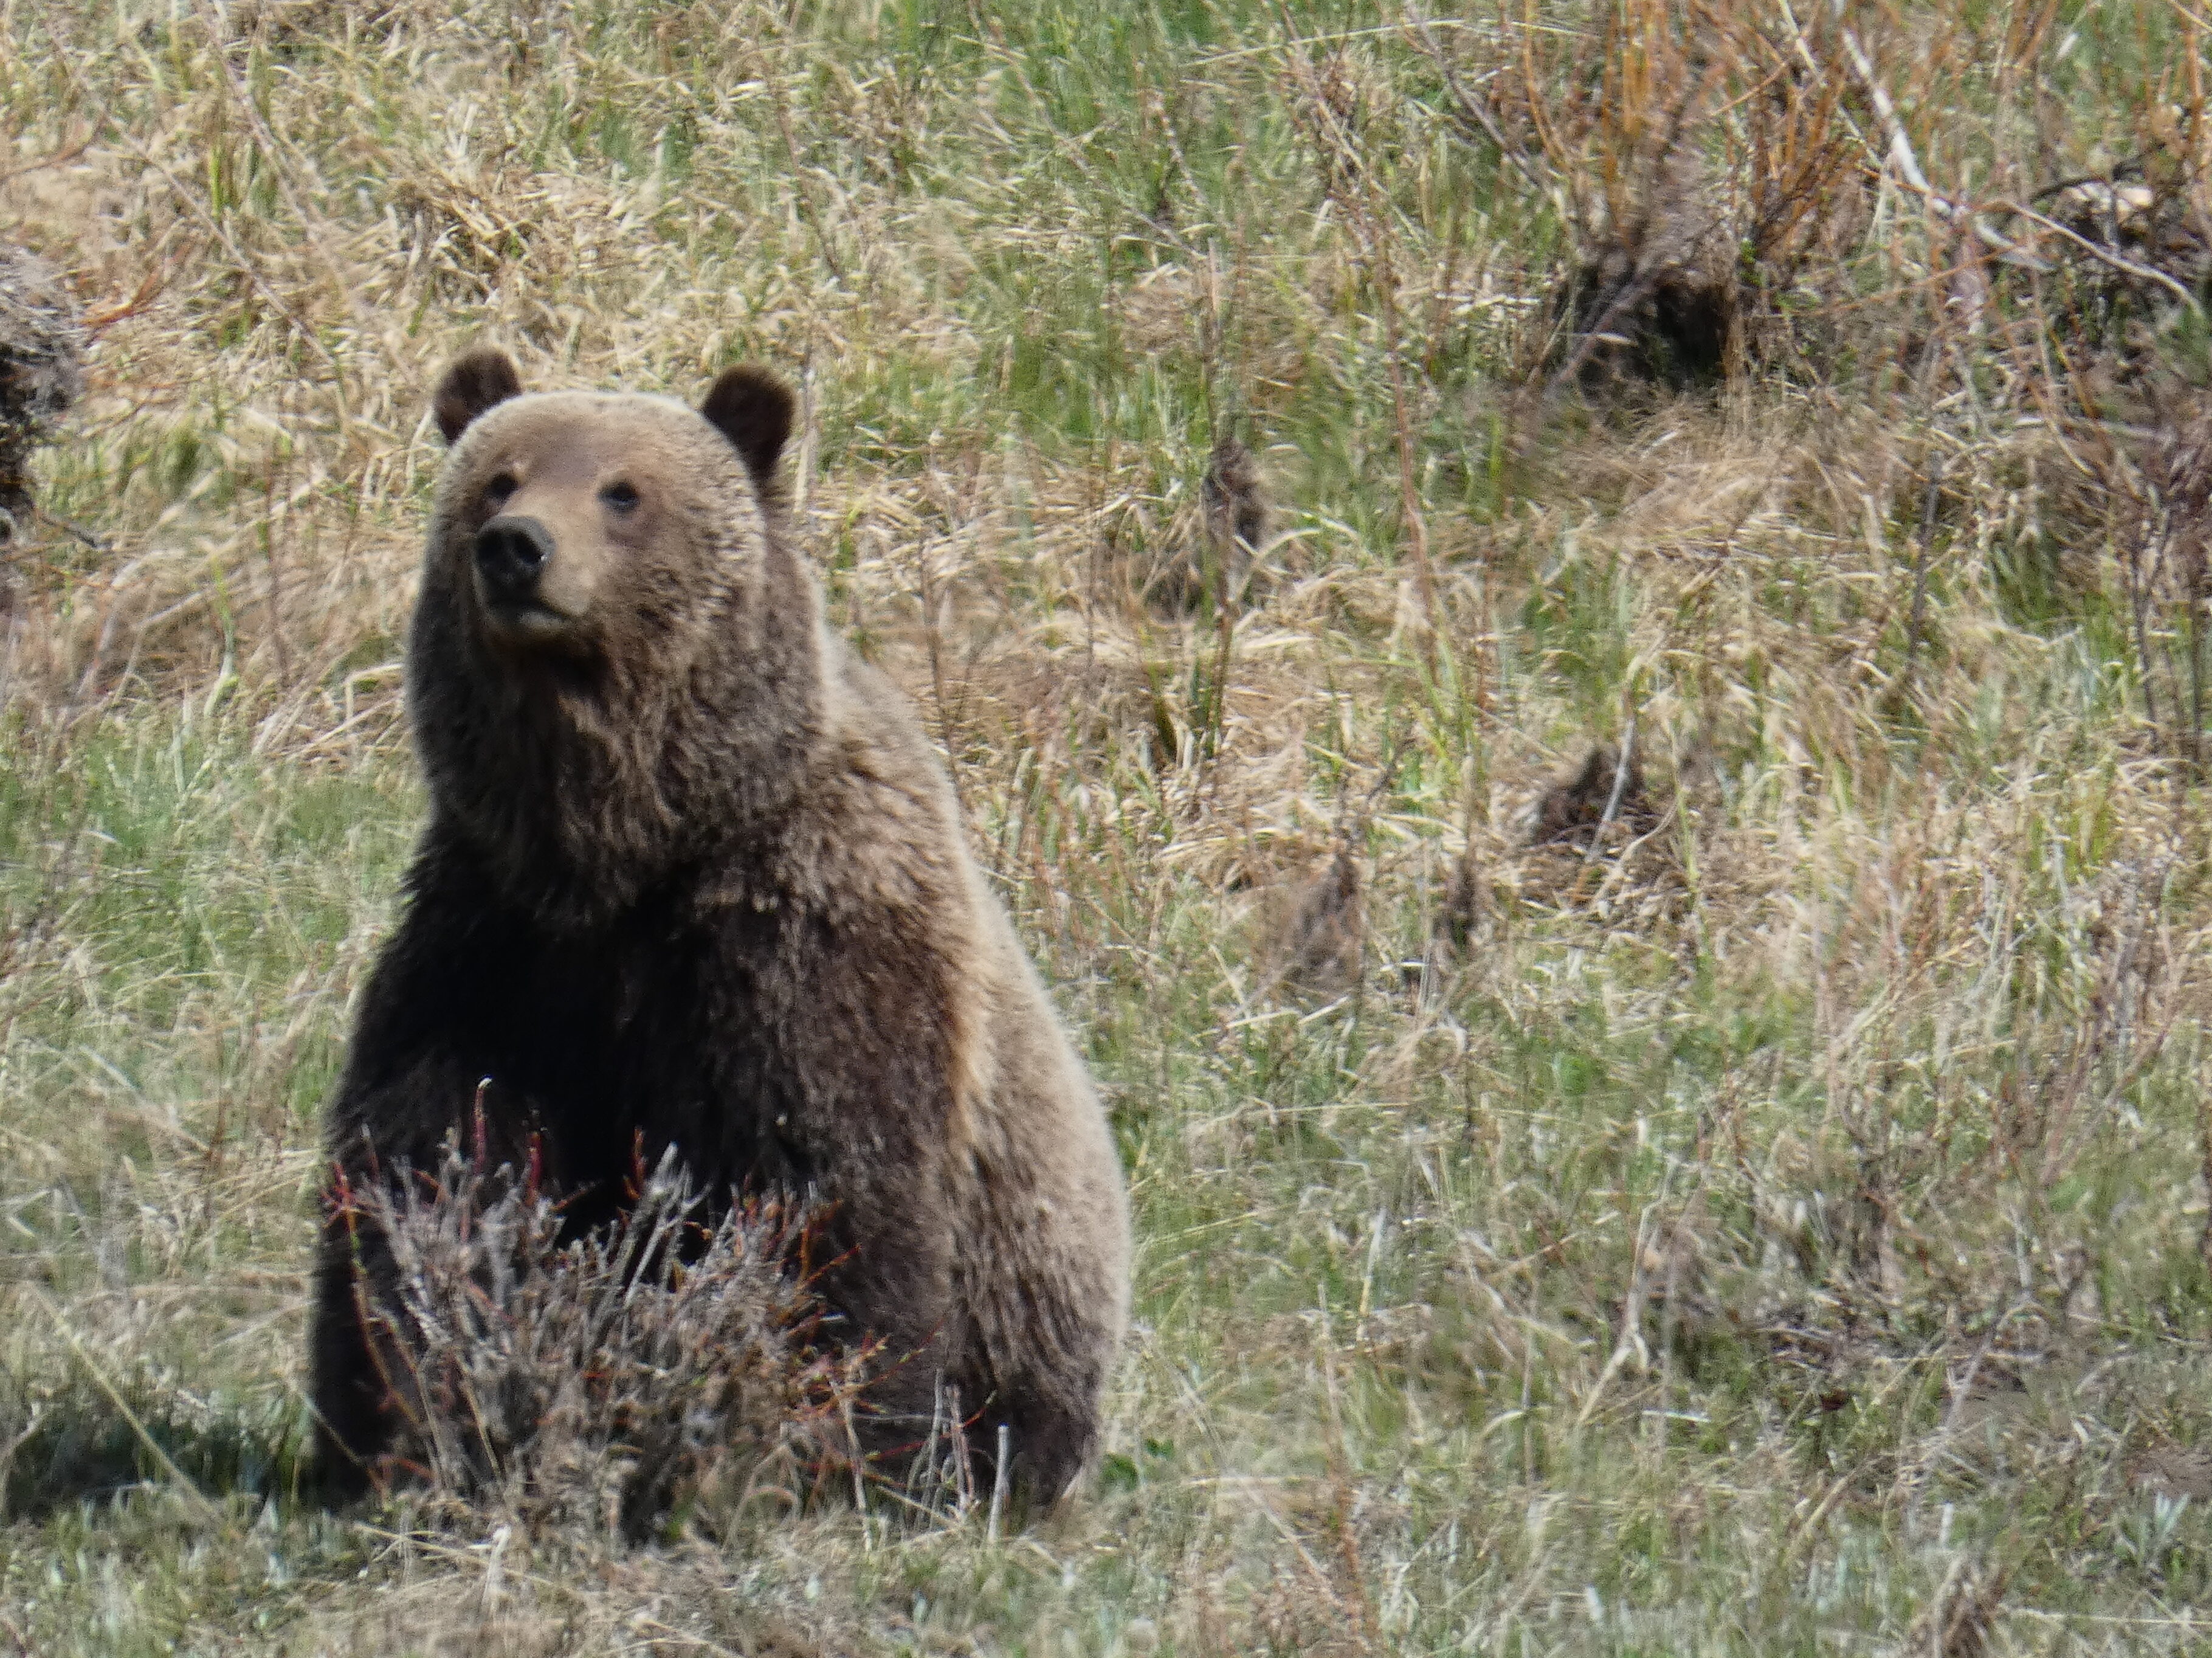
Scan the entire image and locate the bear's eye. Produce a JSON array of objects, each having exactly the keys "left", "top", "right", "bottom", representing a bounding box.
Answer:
[
  {"left": 600, "top": 481, "right": 640, "bottom": 513},
  {"left": 483, "top": 474, "right": 519, "bottom": 511}
]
